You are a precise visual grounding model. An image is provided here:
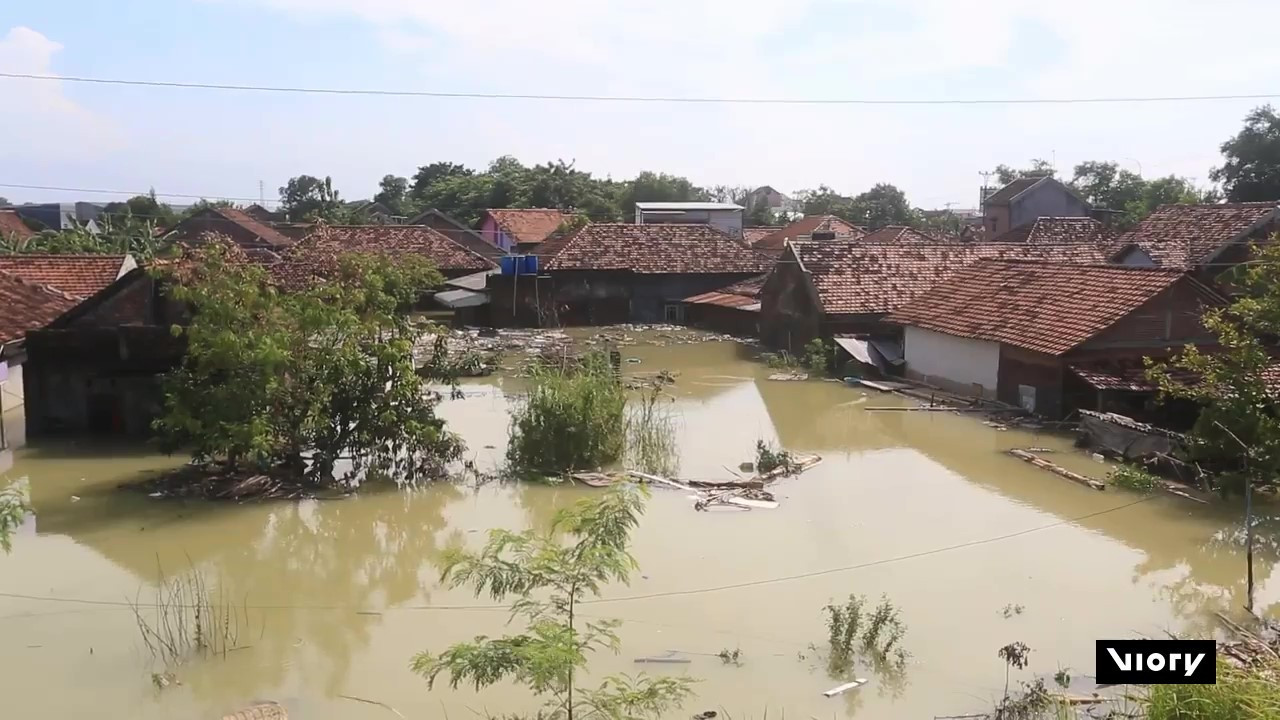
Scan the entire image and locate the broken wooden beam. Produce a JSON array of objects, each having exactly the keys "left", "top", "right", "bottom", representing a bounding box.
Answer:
[{"left": 1006, "top": 449, "right": 1106, "bottom": 491}]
